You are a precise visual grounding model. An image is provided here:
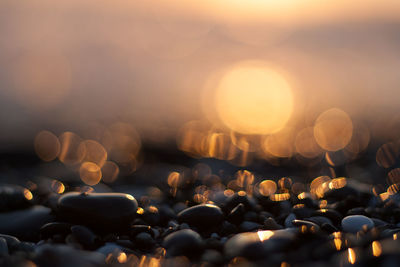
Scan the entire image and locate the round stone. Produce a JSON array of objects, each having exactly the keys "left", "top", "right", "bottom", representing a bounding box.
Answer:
[
  {"left": 57, "top": 192, "right": 138, "bottom": 231},
  {"left": 341, "top": 215, "right": 374, "bottom": 233},
  {"left": 178, "top": 204, "right": 224, "bottom": 229},
  {"left": 163, "top": 229, "right": 203, "bottom": 257}
]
